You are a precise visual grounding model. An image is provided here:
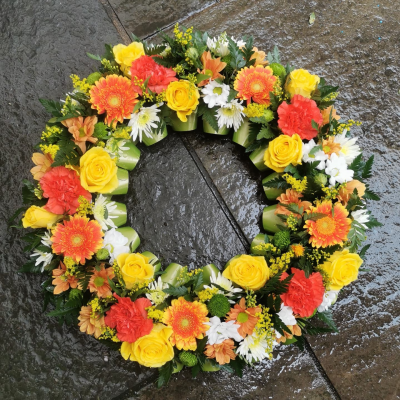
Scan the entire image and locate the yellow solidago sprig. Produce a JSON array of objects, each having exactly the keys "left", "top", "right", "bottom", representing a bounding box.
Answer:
[
  {"left": 112, "top": 260, "right": 125, "bottom": 288},
  {"left": 268, "top": 250, "right": 294, "bottom": 276},
  {"left": 101, "top": 58, "right": 120, "bottom": 74},
  {"left": 99, "top": 326, "right": 120, "bottom": 342},
  {"left": 112, "top": 126, "right": 132, "bottom": 140},
  {"left": 41, "top": 125, "right": 63, "bottom": 143},
  {"left": 245, "top": 290, "right": 257, "bottom": 308},
  {"left": 243, "top": 103, "right": 268, "bottom": 118},
  {"left": 306, "top": 248, "right": 331, "bottom": 267},
  {"left": 173, "top": 23, "right": 193, "bottom": 47},
  {"left": 127, "top": 279, "right": 153, "bottom": 296},
  {"left": 321, "top": 183, "right": 346, "bottom": 201},
  {"left": 70, "top": 74, "right": 92, "bottom": 94},
  {"left": 64, "top": 257, "right": 77, "bottom": 277},
  {"left": 283, "top": 173, "right": 307, "bottom": 193},
  {"left": 255, "top": 305, "right": 274, "bottom": 338},
  {"left": 197, "top": 287, "right": 219, "bottom": 303},
  {"left": 88, "top": 297, "right": 102, "bottom": 318},
  {"left": 286, "top": 214, "right": 299, "bottom": 231},
  {"left": 333, "top": 119, "right": 362, "bottom": 135},
  {"left": 39, "top": 144, "right": 59, "bottom": 159},
  {"left": 146, "top": 306, "right": 165, "bottom": 322},
  {"left": 76, "top": 195, "right": 93, "bottom": 217}
]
